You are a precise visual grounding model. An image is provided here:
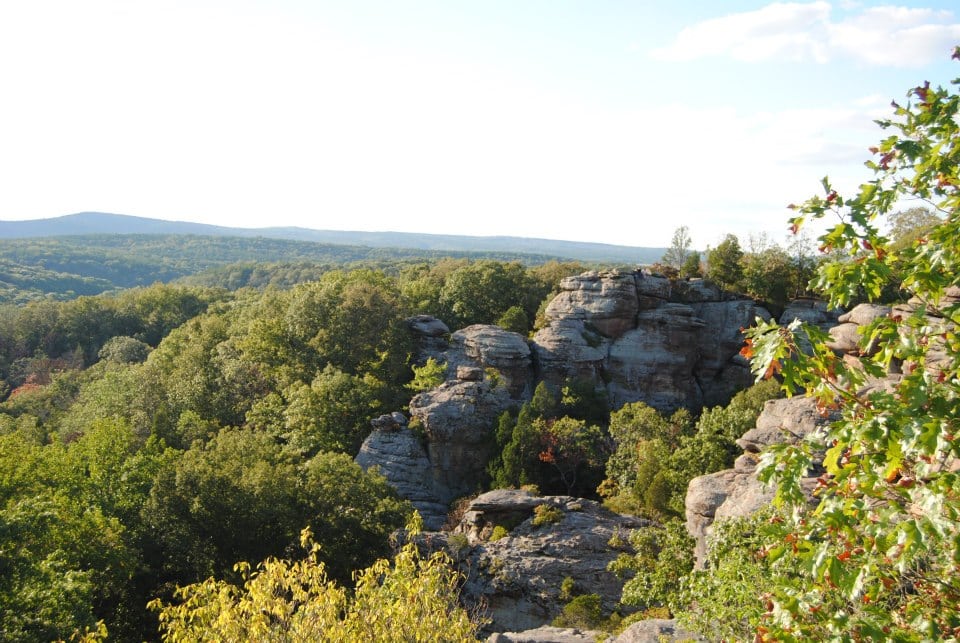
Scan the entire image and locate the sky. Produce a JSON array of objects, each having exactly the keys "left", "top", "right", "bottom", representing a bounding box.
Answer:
[{"left": 1, "top": 1, "right": 958, "bottom": 249}]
